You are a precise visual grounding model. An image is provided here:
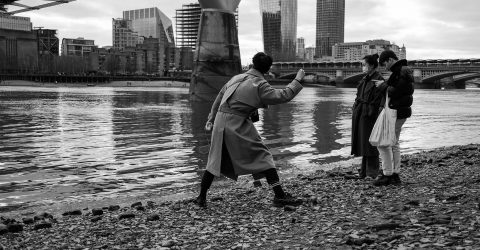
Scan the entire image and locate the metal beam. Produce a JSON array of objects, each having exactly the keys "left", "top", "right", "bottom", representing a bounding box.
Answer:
[{"left": 4, "top": 0, "right": 75, "bottom": 15}]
